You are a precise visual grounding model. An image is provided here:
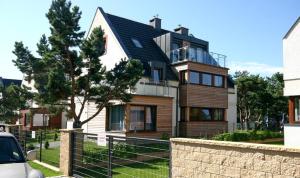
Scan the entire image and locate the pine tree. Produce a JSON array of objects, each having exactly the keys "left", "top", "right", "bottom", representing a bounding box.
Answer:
[{"left": 12, "top": 0, "right": 143, "bottom": 128}]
